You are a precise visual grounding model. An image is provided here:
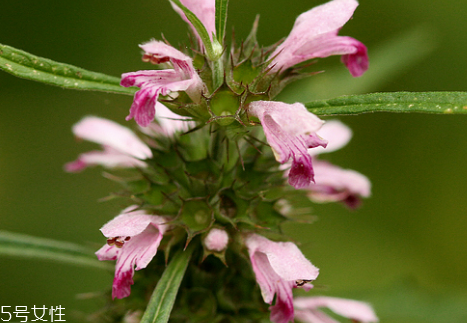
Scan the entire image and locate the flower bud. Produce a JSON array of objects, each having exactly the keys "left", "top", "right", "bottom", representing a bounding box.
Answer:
[{"left": 204, "top": 228, "right": 229, "bottom": 252}]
